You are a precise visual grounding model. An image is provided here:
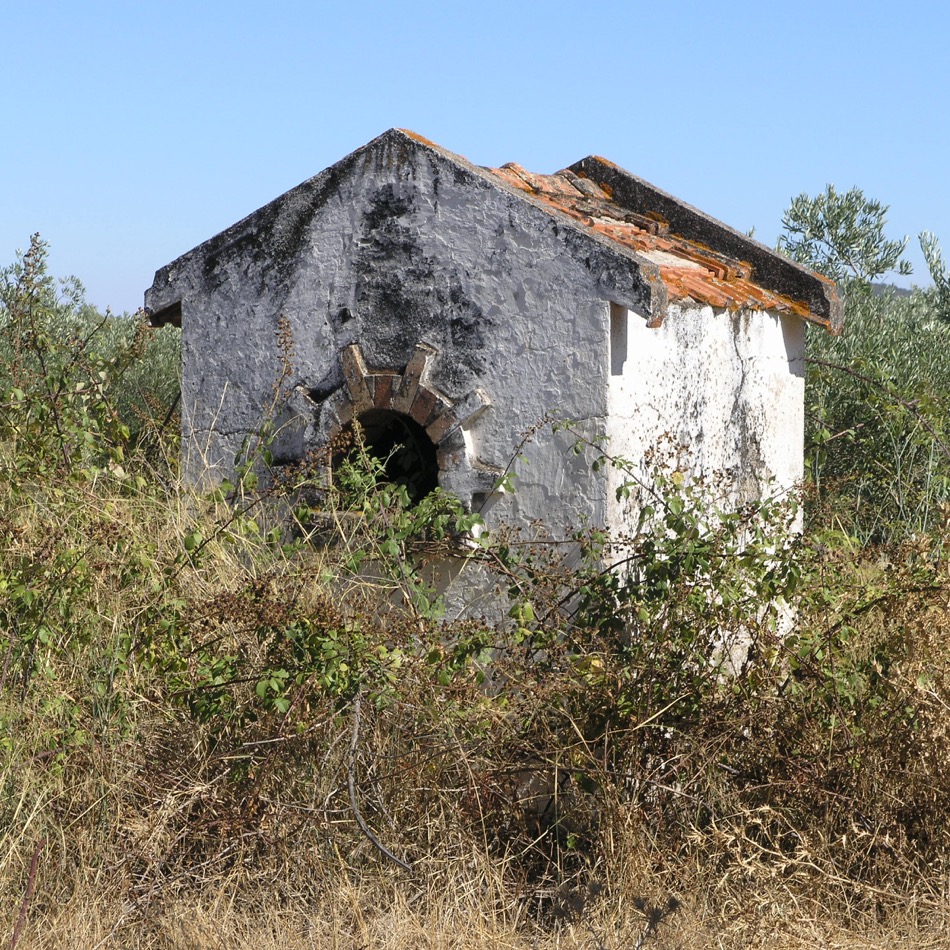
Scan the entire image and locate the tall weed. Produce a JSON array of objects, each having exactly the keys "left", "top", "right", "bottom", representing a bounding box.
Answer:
[{"left": 2, "top": 240, "right": 950, "bottom": 947}]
